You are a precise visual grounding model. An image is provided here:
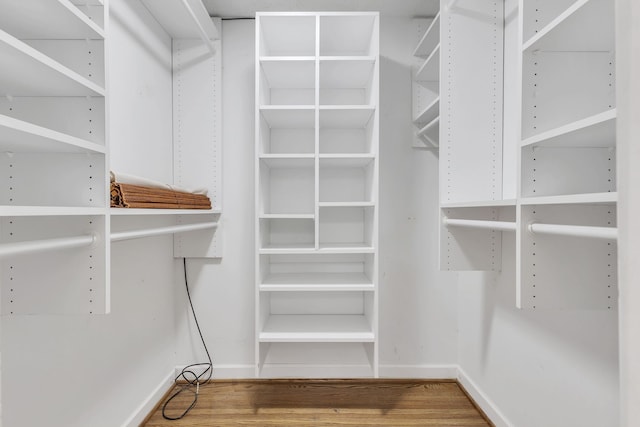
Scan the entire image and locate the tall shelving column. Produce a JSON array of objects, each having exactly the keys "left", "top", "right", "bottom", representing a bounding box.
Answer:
[
  {"left": 436, "top": 0, "right": 511, "bottom": 272},
  {"left": 516, "top": 0, "right": 617, "bottom": 309},
  {"left": 256, "top": 12, "right": 379, "bottom": 378},
  {"left": 412, "top": 12, "right": 440, "bottom": 149},
  {"left": 0, "top": 0, "right": 109, "bottom": 314}
]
